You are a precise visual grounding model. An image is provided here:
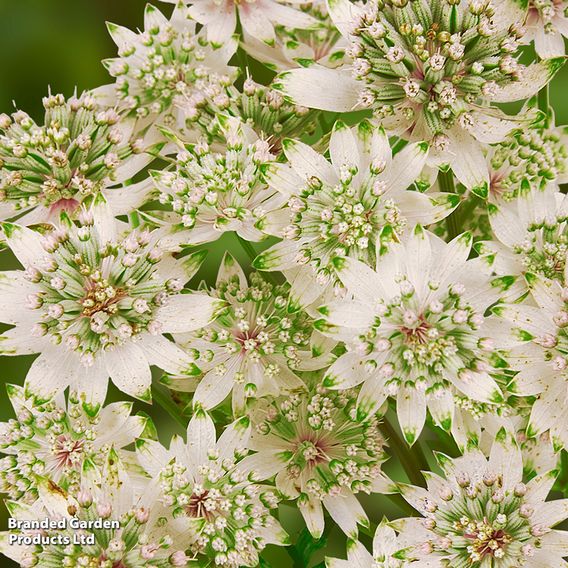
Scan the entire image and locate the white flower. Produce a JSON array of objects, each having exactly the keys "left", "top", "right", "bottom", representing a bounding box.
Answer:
[
  {"left": 136, "top": 409, "right": 288, "bottom": 567},
  {"left": 0, "top": 385, "right": 146, "bottom": 504},
  {"left": 526, "top": 0, "right": 568, "bottom": 57},
  {"left": 167, "top": 253, "right": 334, "bottom": 414},
  {"left": 254, "top": 120, "right": 457, "bottom": 305},
  {"left": 317, "top": 226, "right": 510, "bottom": 445},
  {"left": 0, "top": 93, "right": 156, "bottom": 225},
  {"left": 491, "top": 273, "right": 568, "bottom": 447},
  {"left": 239, "top": 388, "right": 391, "bottom": 539},
  {"left": 0, "top": 204, "right": 224, "bottom": 412},
  {"left": 326, "top": 520, "right": 408, "bottom": 567},
  {"left": 241, "top": 1, "right": 348, "bottom": 71},
  {"left": 161, "top": 0, "right": 319, "bottom": 47},
  {"left": 151, "top": 118, "right": 280, "bottom": 247},
  {"left": 0, "top": 450, "right": 190, "bottom": 567},
  {"left": 276, "top": 0, "right": 564, "bottom": 190},
  {"left": 394, "top": 430, "right": 568, "bottom": 568},
  {"left": 98, "top": 3, "right": 238, "bottom": 130},
  {"left": 484, "top": 123, "right": 568, "bottom": 201},
  {"left": 477, "top": 188, "right": 568, "bottom": 298}
]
